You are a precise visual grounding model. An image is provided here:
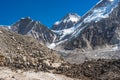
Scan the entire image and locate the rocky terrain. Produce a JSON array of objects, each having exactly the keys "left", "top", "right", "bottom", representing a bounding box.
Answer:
[
  {"left": 55, "top": 59, "right": 120, "bottom": 80},
  {"left": 0, "top": 27, "right": 64, "bottom": 71},
  {"left": 1, "top": 26, "right": 120, "bottom": 80}
]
